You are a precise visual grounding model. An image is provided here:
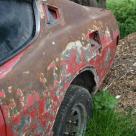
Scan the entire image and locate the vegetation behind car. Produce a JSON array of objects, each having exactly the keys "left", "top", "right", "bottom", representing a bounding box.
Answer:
[{"left": 107, "top": 0, "right": 136, "bottom": 38}]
